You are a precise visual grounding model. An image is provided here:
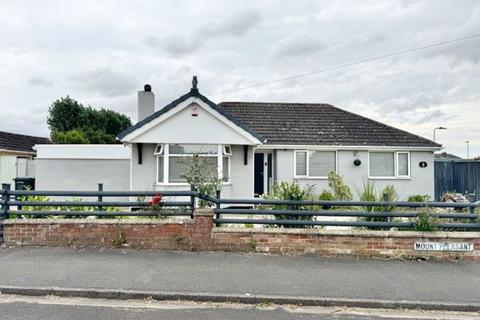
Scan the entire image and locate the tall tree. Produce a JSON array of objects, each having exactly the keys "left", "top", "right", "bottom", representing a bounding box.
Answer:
[{"left": 47, "top": 96, "right": 132, "bottom": 144}]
